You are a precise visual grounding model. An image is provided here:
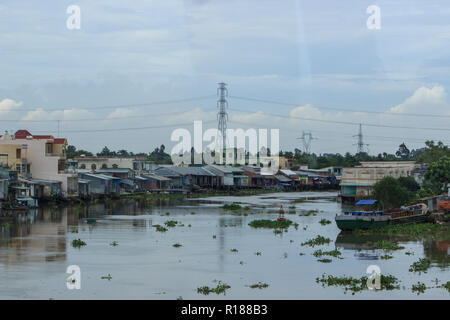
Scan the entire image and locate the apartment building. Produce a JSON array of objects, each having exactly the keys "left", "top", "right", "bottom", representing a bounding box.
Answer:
[
  {"left": 340, "top": 161, "right": 419, "bottom": 201},
  {"left": 0, "top": 130, "right": 78, "bottom": 195}
]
